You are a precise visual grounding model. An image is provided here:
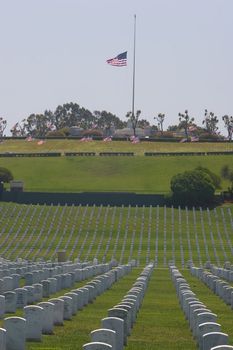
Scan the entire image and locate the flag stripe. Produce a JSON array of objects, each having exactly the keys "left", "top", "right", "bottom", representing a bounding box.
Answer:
[{"left": 107, "top": 51, "right": 127, "bottom": 67}]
